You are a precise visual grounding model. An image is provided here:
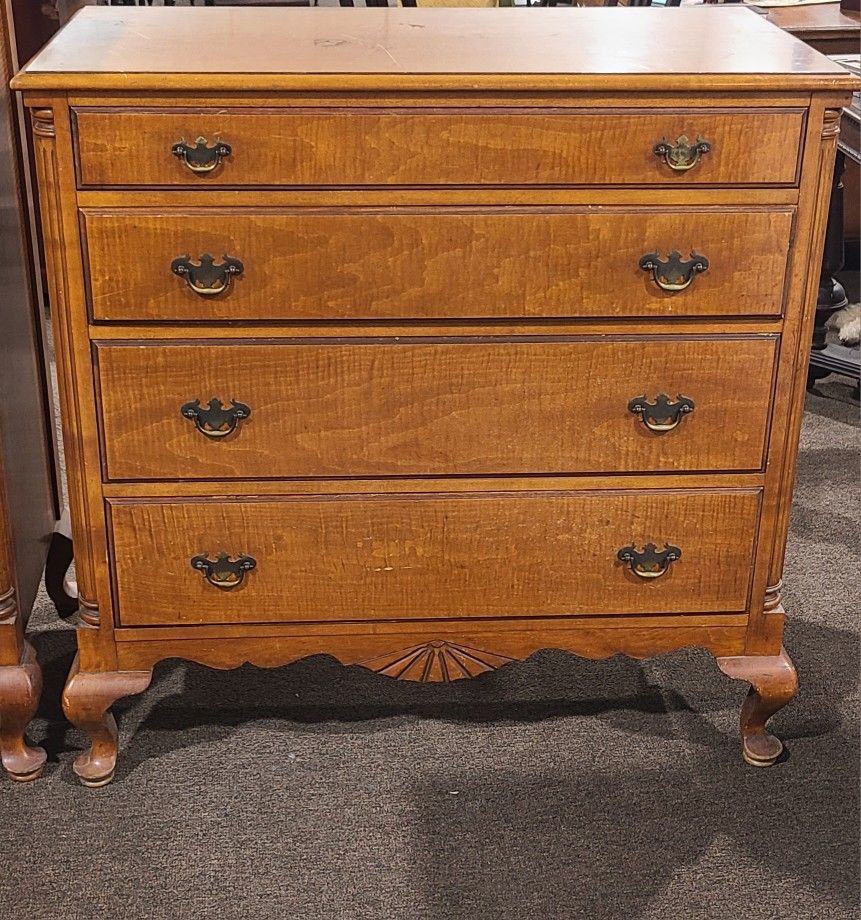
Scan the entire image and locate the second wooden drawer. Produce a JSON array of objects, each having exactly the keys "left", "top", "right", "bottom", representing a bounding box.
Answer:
[
  {"left": 81, "top": 207, "right": 794, "bottom": 322},
  {"left": 95, "top": 336, "right": 777, "bottom": 480}
]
